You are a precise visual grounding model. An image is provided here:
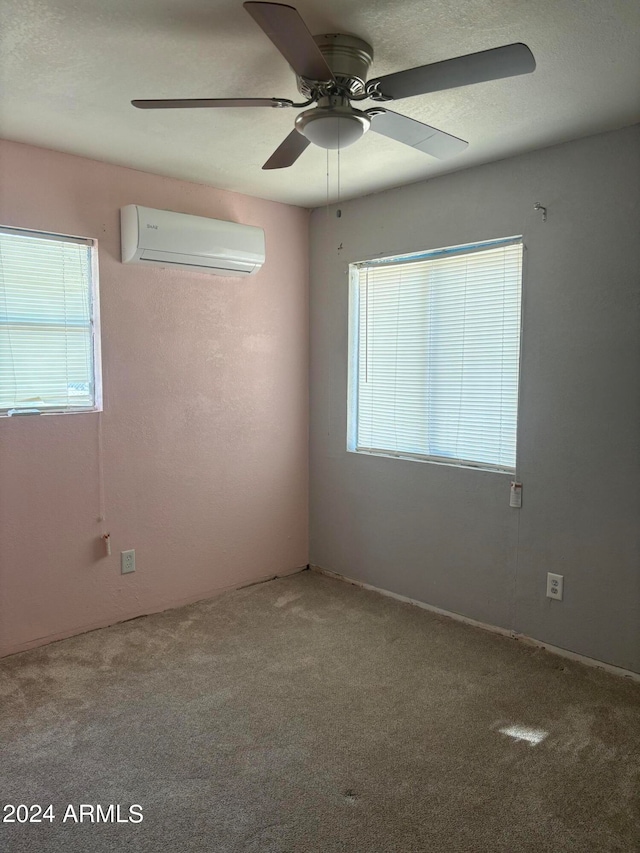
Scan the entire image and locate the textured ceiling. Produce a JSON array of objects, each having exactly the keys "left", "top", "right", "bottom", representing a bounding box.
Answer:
[{"left": 1, "top": 0, "right": 639, "bottom": 208}]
